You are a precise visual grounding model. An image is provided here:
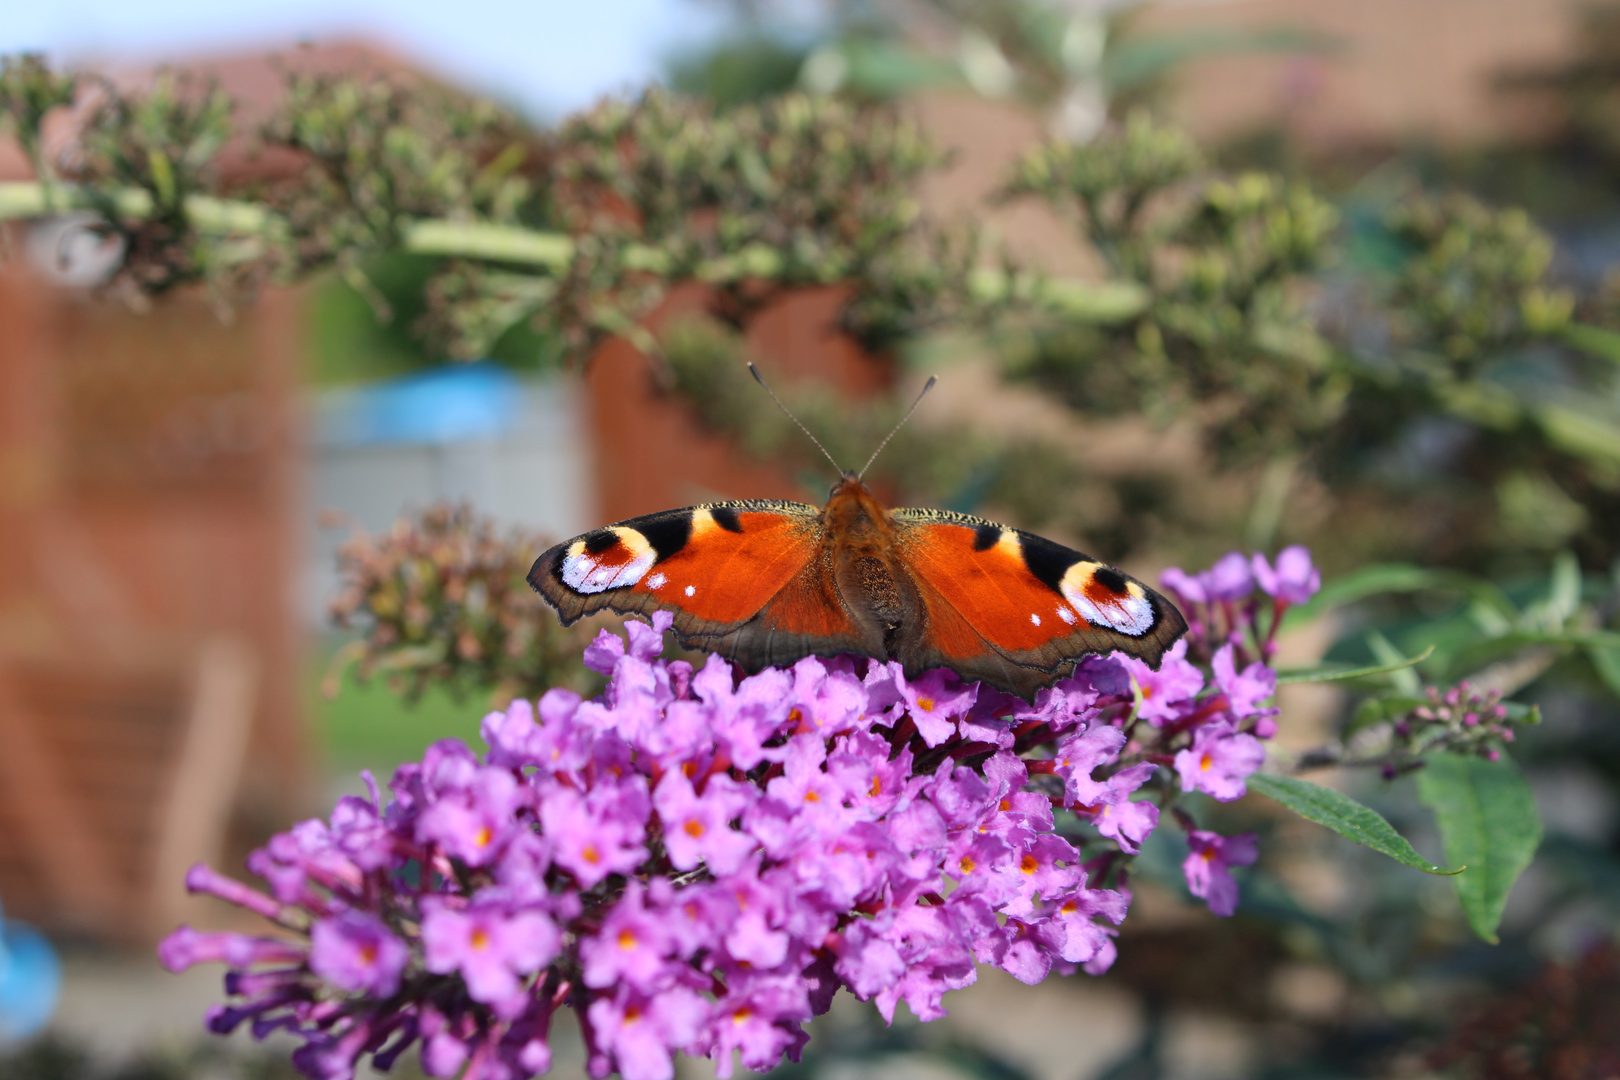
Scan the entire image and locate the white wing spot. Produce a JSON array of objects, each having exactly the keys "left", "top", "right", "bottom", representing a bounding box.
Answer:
[
  {"left": 685, "top": 585, "right": 696, "bottom": 597},
  {"left": 647, "top": 572, "right": 667, "bottom": 590},
  {"left": 1056, "top": 606, "right": 1077, "bottom": 625},
  {"left": 1029, "top": 613, "right": 1042, "bottom": 626}
]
